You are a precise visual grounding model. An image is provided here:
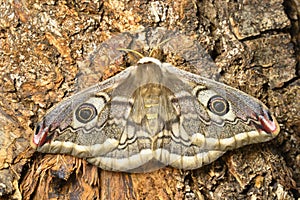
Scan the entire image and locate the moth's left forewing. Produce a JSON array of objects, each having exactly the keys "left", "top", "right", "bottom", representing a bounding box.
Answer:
[{"left": 31, "top": 66, "right": 137, "bottom": 156}]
